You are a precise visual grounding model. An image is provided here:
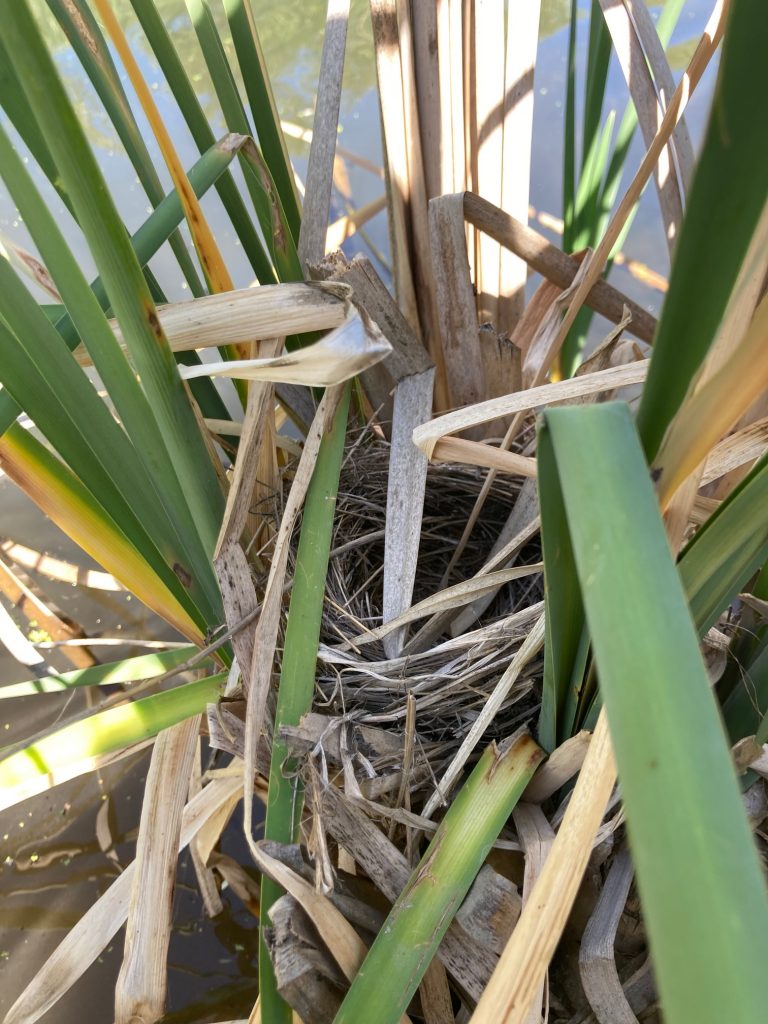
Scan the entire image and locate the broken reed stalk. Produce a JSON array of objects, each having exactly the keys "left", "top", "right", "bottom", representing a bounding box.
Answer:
[
  {"left": 259, "top": 383, "right": 352, "bottom": 1024},
  {"left": 470, "top": 711, "right": 617, "bottom": 1024}
]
